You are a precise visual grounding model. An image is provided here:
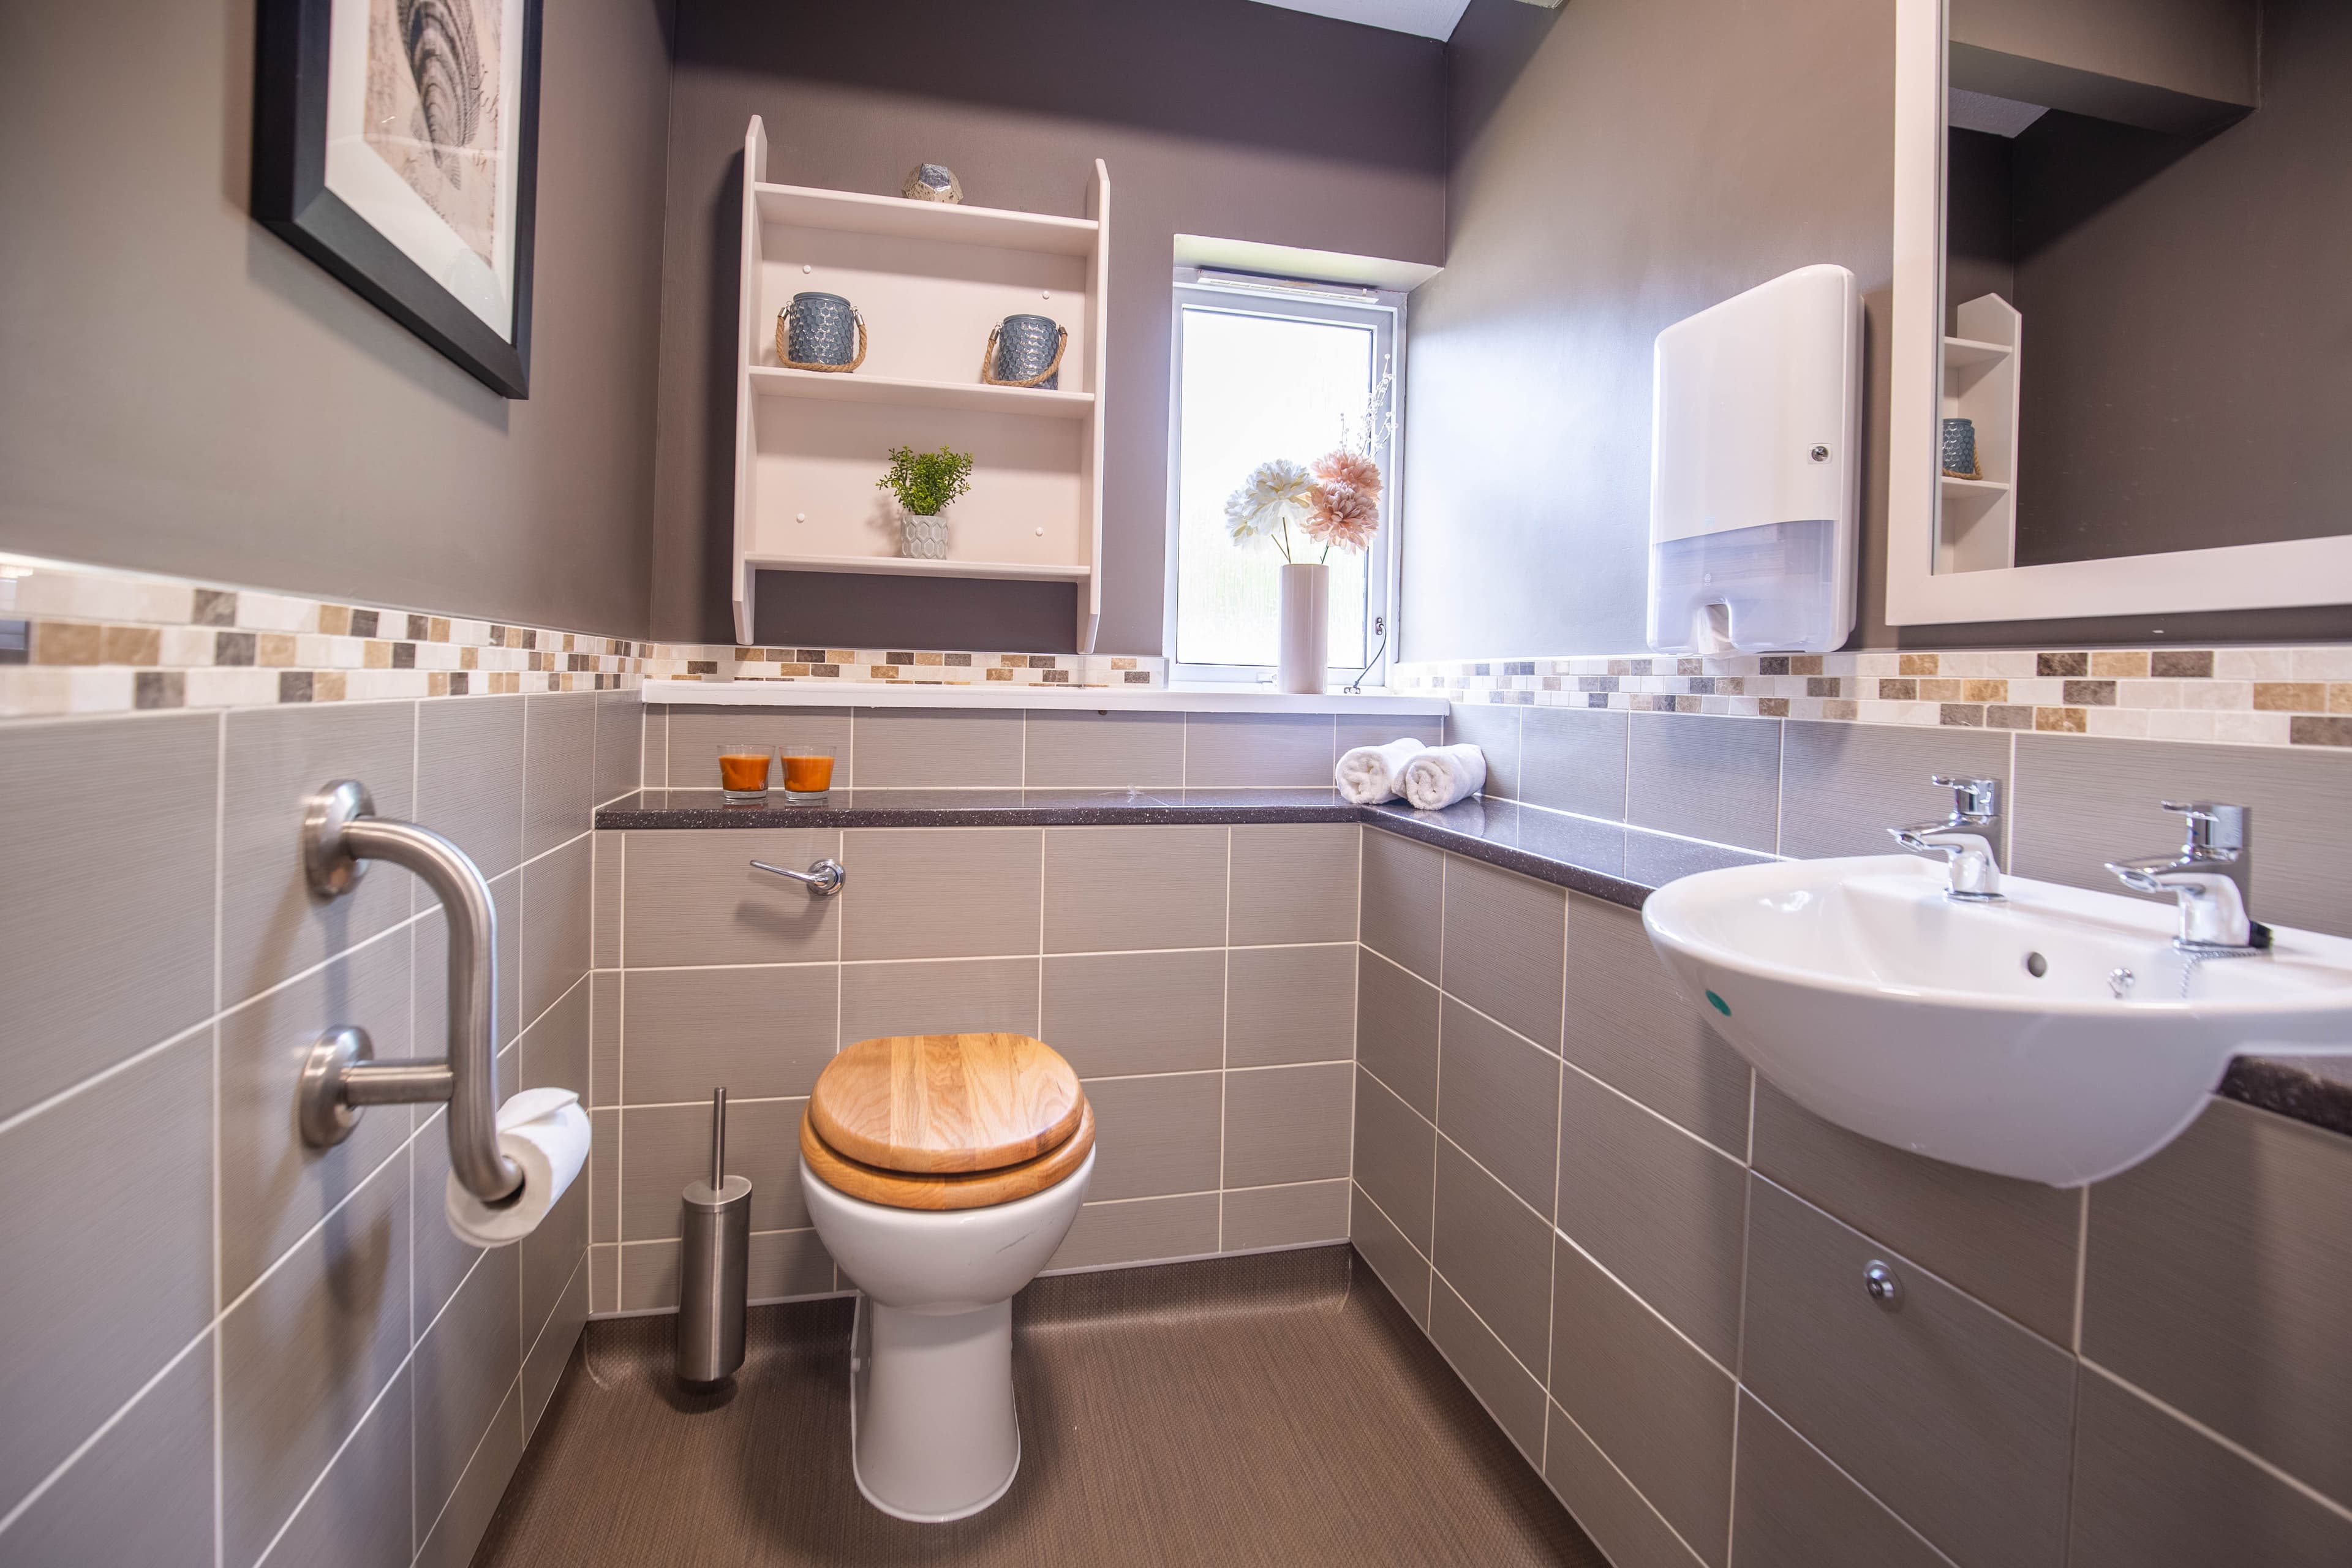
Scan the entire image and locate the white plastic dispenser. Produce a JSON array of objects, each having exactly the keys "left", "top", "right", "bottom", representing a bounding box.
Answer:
[{"left": 1648, "top": 263, "right": 1861, "bottom": 655}]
